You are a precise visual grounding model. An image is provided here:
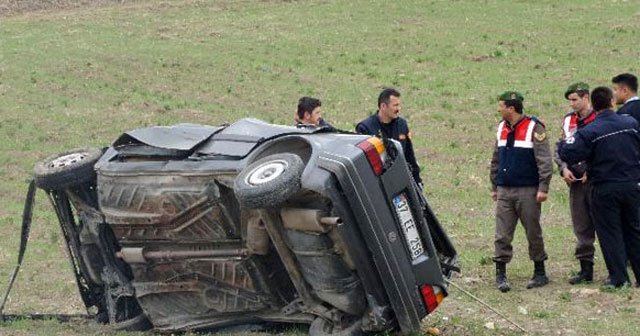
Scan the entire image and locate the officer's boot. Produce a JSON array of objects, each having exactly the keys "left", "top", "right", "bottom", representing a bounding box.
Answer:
[
  {"left": 527, "top": 261, "right": 549, "bottom": 289},
  {"left": 569, "top": 260, "right": 593, "bottom": 285},
  {"left": 495, "top": 262, "right": 511, "bottom": 293}
]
